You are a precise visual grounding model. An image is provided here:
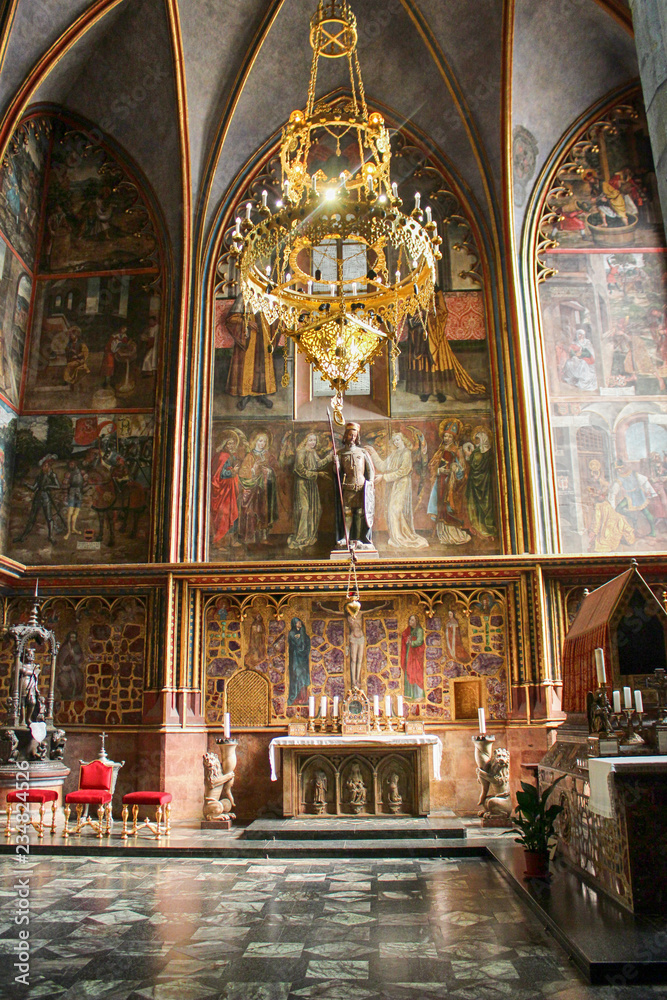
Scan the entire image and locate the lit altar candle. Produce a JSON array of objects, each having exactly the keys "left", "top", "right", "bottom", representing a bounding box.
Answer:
[
  {"left": 594, "top": 647, "right": 606, "bottom": 686},
  {"left": 373, "top": 695, "right": 380, "bottom": 716},
  {"left": 385, "top": 695, "right": 392, "bottom": 717},
  {"left": 478, "top": 707, "right": 486, "bottom": 735},
  {"left": 320, "top": 696, "right": 327, "bottom": 718},
  {"left": 223, "top": 713, "right": 230, "bottom": 739},
  {"left": 612, "top": 690, "right": 621, "bottom": 714},
  {"left": 308, "top": 696, "right": 315, "bottom": 718},
  {"left": 634, "top": 689, "right": 643, "bottom": 714},
  {"left": 623, "top": 687, "right": 632, "bottom": 710},
  {"left": 333, "top": 696, "right": 339, "bottom": 718},
  {"left": 397, "top": 695, "right": 403, "bottom": 718}
]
